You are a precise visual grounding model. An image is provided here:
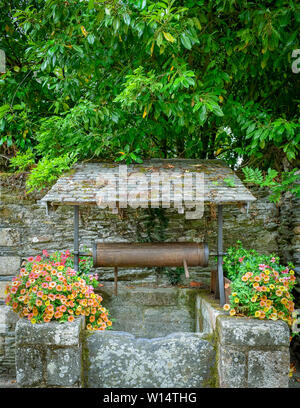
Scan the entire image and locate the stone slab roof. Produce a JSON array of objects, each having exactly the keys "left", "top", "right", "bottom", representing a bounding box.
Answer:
[{"left": 41, "top": 159, "right": 256, "bottom": 212}]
